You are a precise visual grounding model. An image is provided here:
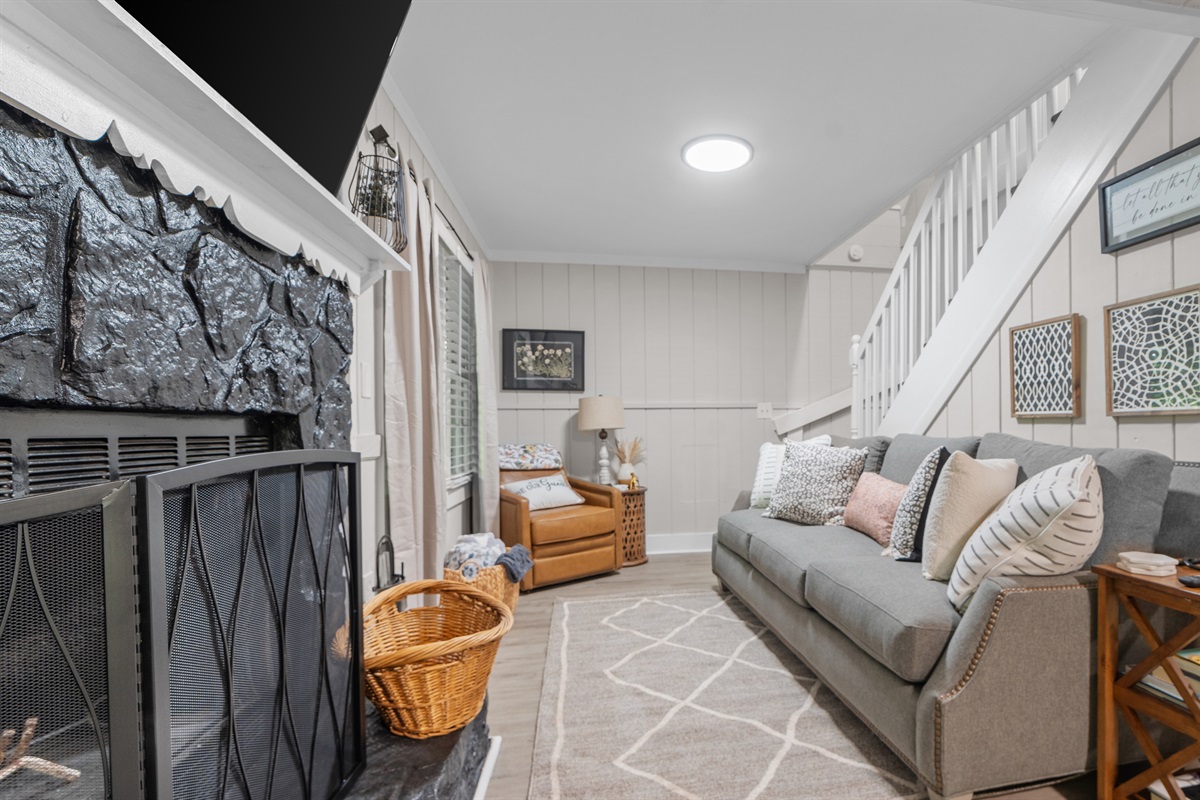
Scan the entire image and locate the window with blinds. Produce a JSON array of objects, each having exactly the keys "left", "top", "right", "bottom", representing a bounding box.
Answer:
[{"left": 440, "top": 235, "right": 477, "bottom": 484}]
